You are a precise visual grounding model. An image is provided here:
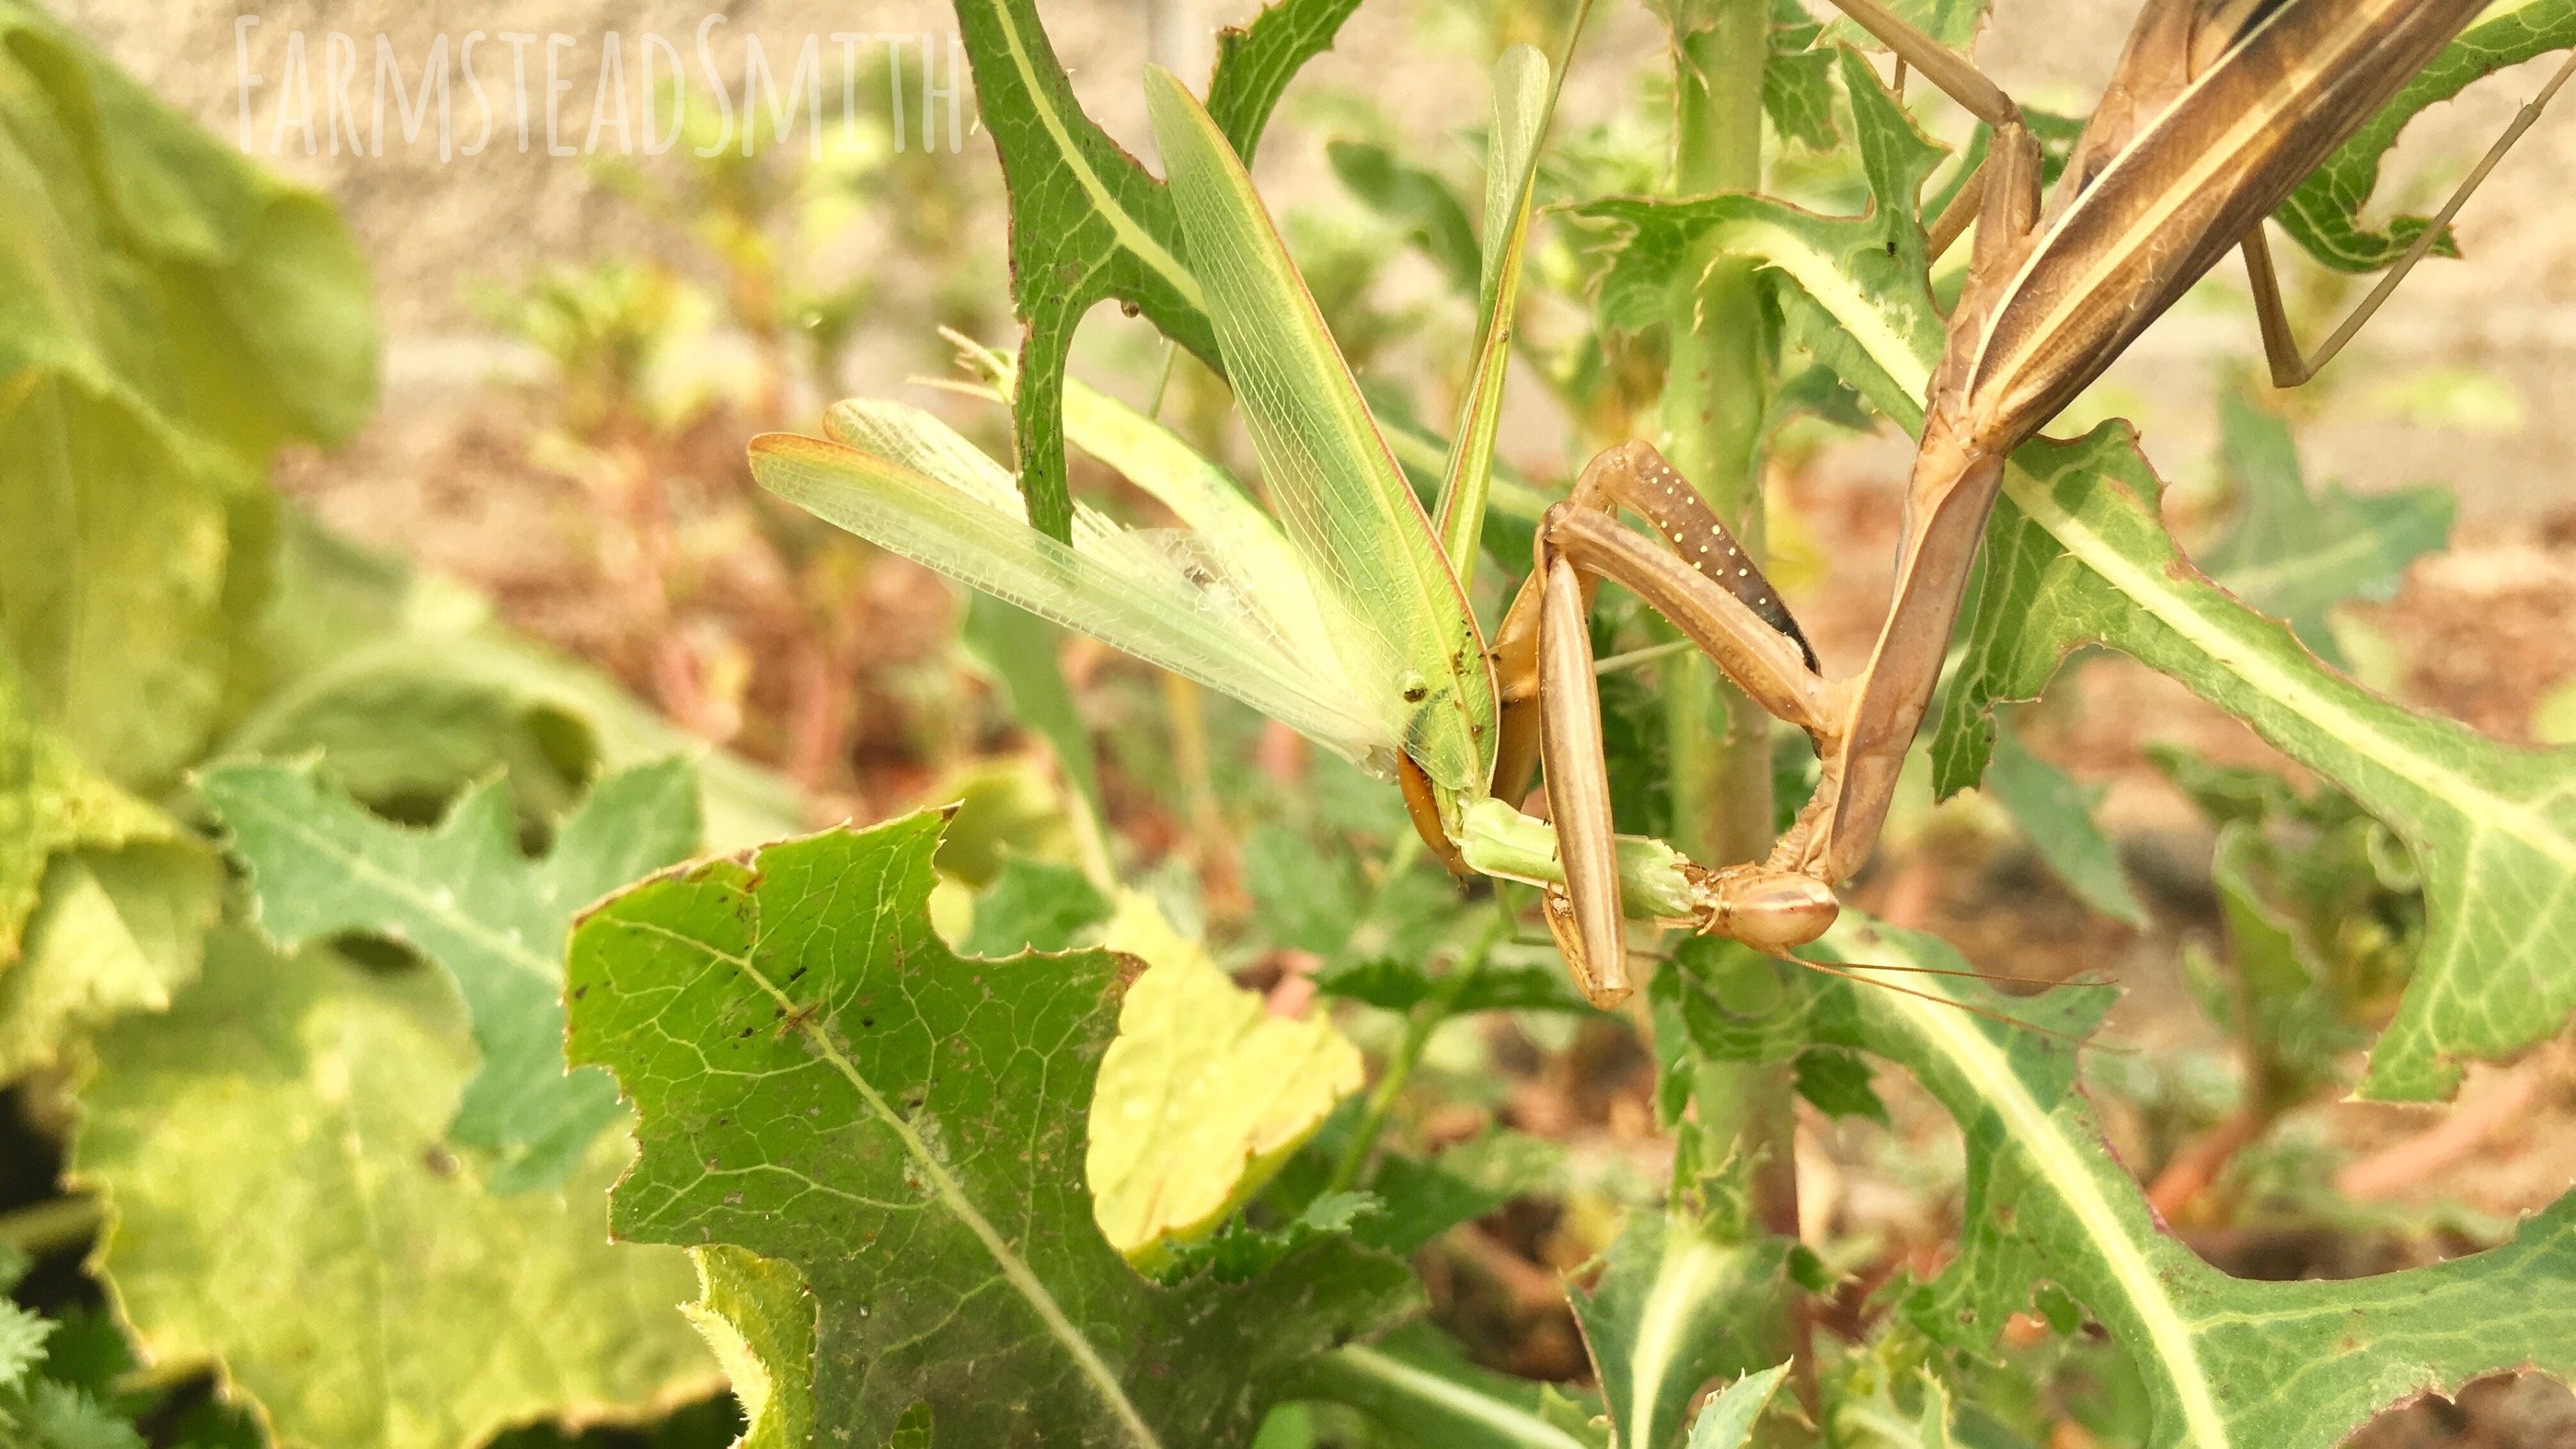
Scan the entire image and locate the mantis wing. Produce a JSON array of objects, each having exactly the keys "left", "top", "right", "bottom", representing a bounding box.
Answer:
[
  {"left": 751, "top": 406, "right": 1409, "bottom": 776},
  {"left": 1144, "top": 67, "right": 1500, "bottom": 800}
]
